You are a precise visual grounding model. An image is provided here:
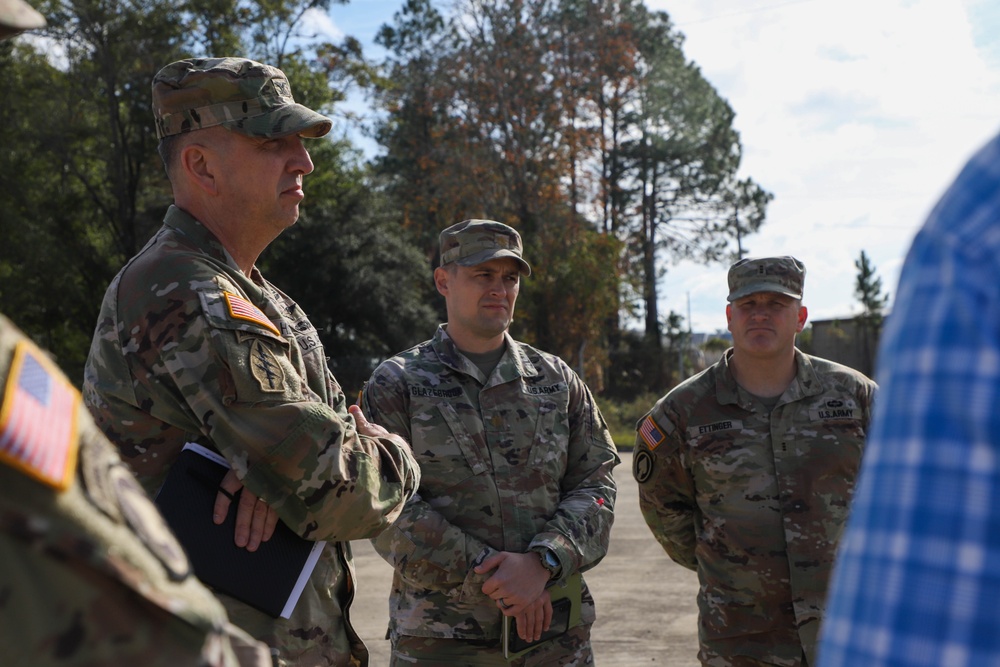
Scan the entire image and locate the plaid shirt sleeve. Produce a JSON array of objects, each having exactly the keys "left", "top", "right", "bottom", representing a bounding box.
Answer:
[{"left": 818, "top": 132, "right": 1000, "bottom": 667}]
